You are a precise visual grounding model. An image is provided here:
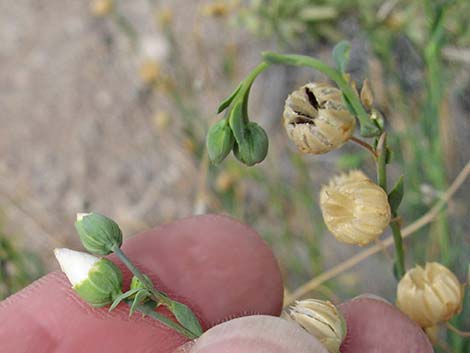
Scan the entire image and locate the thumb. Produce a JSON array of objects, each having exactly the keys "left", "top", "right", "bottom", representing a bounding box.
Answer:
[{"left": 0, "top": 214, "right": 284, "bottom": 353}]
